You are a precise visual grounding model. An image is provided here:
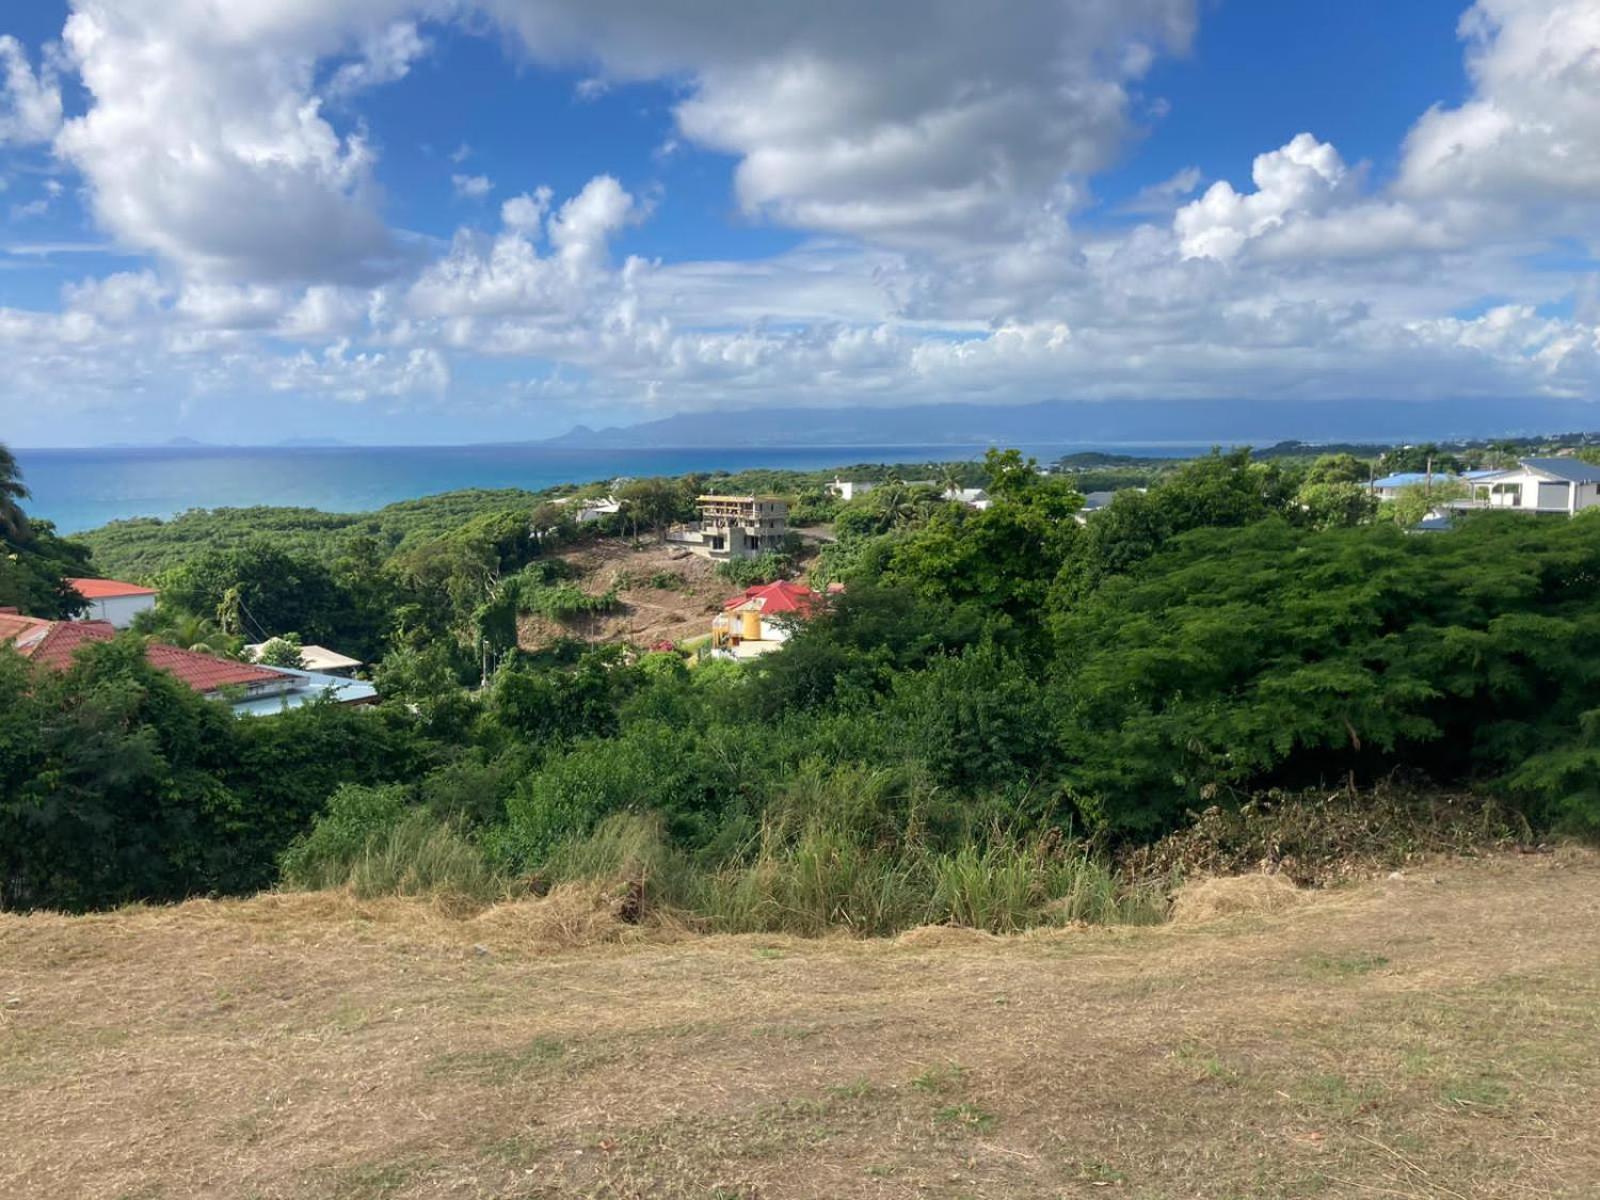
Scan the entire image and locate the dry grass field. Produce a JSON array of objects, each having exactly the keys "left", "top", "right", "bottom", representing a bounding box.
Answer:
[{"left": 4, "top": 852, "right": 1599, "bottom": 1199}]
